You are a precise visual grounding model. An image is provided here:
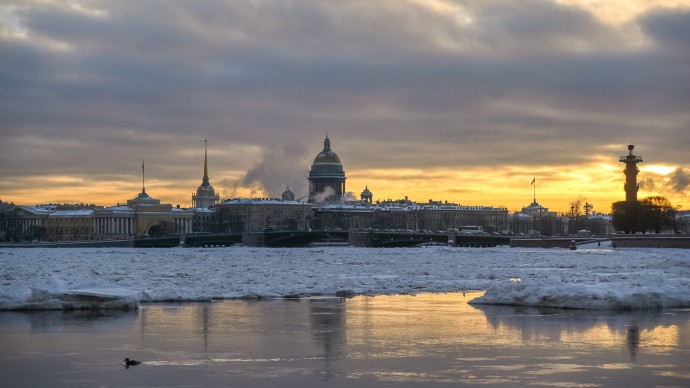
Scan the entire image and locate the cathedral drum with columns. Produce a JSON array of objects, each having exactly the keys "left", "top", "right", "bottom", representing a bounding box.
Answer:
[{"left": 308, "top": 135, "right": 346, "bottom": 203}]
